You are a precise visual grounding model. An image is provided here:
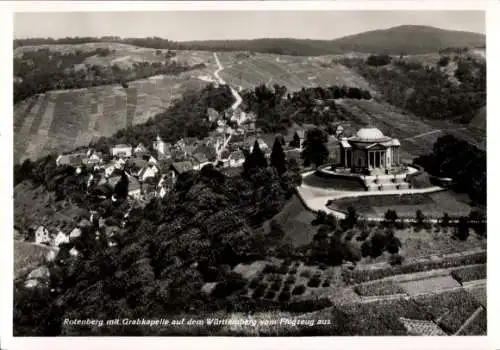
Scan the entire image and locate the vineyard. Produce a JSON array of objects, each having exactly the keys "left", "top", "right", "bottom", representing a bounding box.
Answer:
[
  {"left": 13, "top": 73, "right": 210, "bottom": 163},
  {"left": 216, "top": 52, "right": 373, "bottom": 92}
]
